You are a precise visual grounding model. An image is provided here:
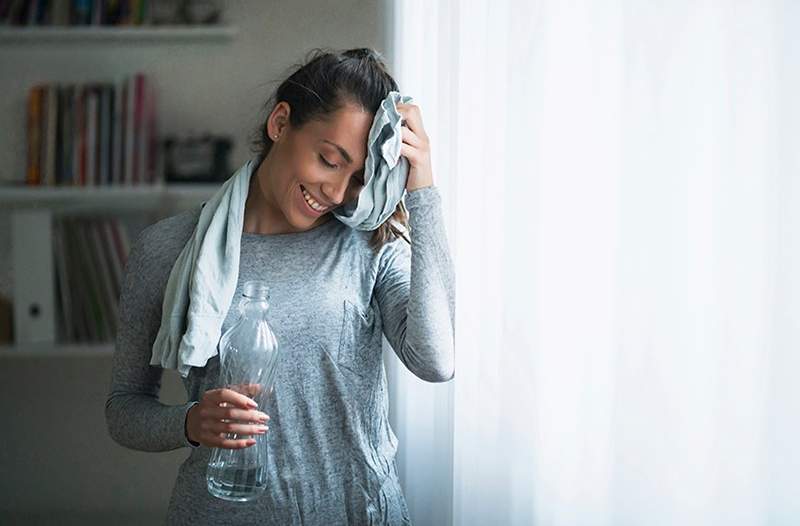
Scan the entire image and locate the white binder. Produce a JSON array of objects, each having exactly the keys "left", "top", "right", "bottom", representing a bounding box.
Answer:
[{"left": 11, "top": 209, "right": 56, "bottom": 345}]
